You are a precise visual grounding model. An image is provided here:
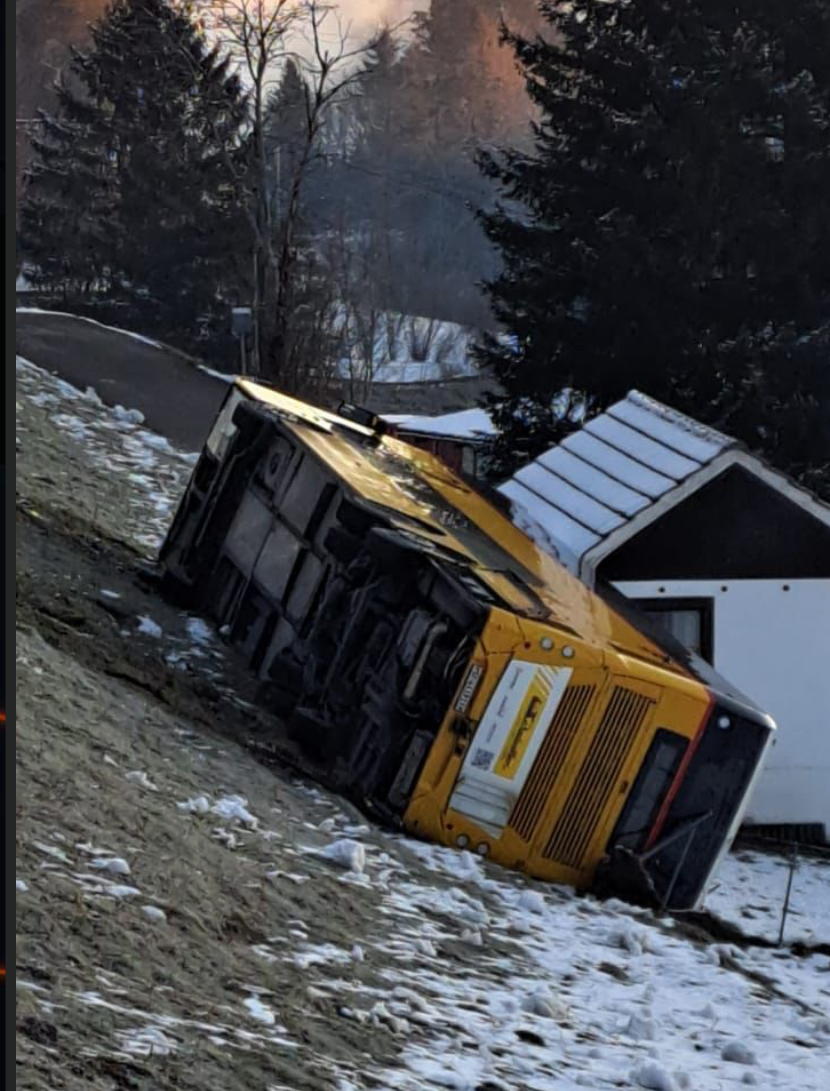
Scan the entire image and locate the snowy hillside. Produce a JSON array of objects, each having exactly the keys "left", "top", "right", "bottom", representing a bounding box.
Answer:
[
  {"left": 15, "top": 359, "right": 830, "bottom": 1091},
  {"left": 334, "top": 309, "right": 481, "bottom": 384}
]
